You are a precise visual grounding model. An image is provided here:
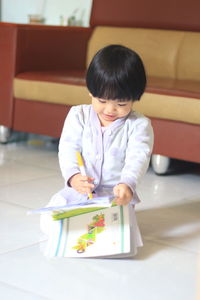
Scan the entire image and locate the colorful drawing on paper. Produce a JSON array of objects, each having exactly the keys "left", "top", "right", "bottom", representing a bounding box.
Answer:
[{"left": 72, "top": 213, "right": 105, "bottom": 254}]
